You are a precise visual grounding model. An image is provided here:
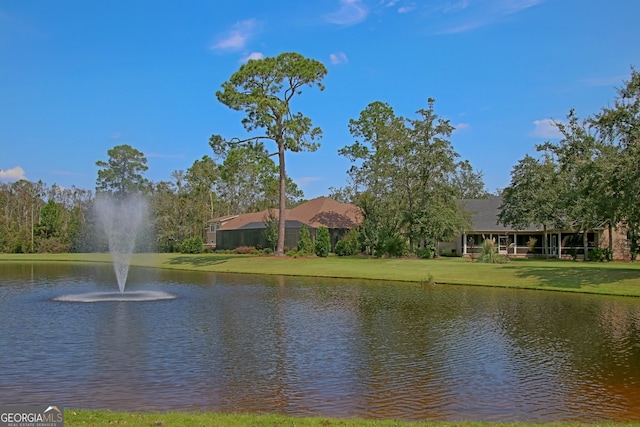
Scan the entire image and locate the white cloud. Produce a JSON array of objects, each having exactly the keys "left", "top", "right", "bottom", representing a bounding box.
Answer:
[
  {"left": 530, "top": 118, "right": 563, "bottom": 139},
  {"left": 325, "top": 0, "right": 368, "bottom": 26},
  {"left": 581, "top": 74, "right": 627, "bottom": 87},
  {"left": 147, "top": 152, "right": 185, "bottom": 159},
  {"left": 241, "top": 52, "right": 264, "bottom": 62},
  {"left": 438, "top": 0, "right": 544, "bottom": 34},
  {"left": 381, "top": 0, "right": 414, "bottom": 13},
  {"left": 110, "top": 131, "right": 123, "bottom": 139},
  {"left": 440, "top": 21, "right": 483, "bottom": 34},
  {"left": 503, "top": 0, "right": 544, "bottom": 15},
  {"left": 211, "top": 19, "right": 259, "bottom": 51},
  {"left": 296, "top": 176, "right": 325, "bottom": 185},
  {"left": 0, "top": 166, "right": 27, "bottom": 181},
  {"left": 329, "top": 52, "right": 349, "bottom": 64},
  {"left": 454, "top": 122, "right": 470, "bottom": 131},
  {"left": 442, "top": 0, "right": 469, "bottom": 13}
]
